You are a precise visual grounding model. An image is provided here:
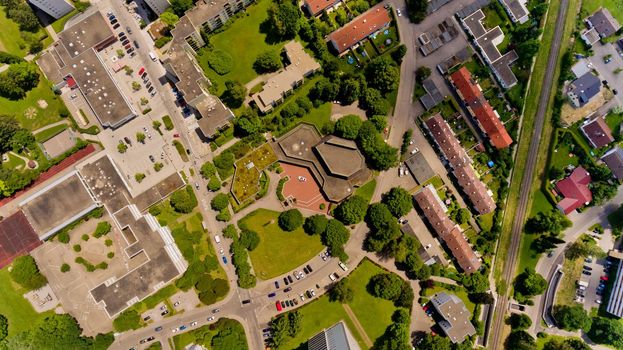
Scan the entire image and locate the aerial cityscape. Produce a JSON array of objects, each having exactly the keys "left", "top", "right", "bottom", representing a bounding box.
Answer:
[{"left": 0, "top": 0, "right": 622, "bottom": 349}]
